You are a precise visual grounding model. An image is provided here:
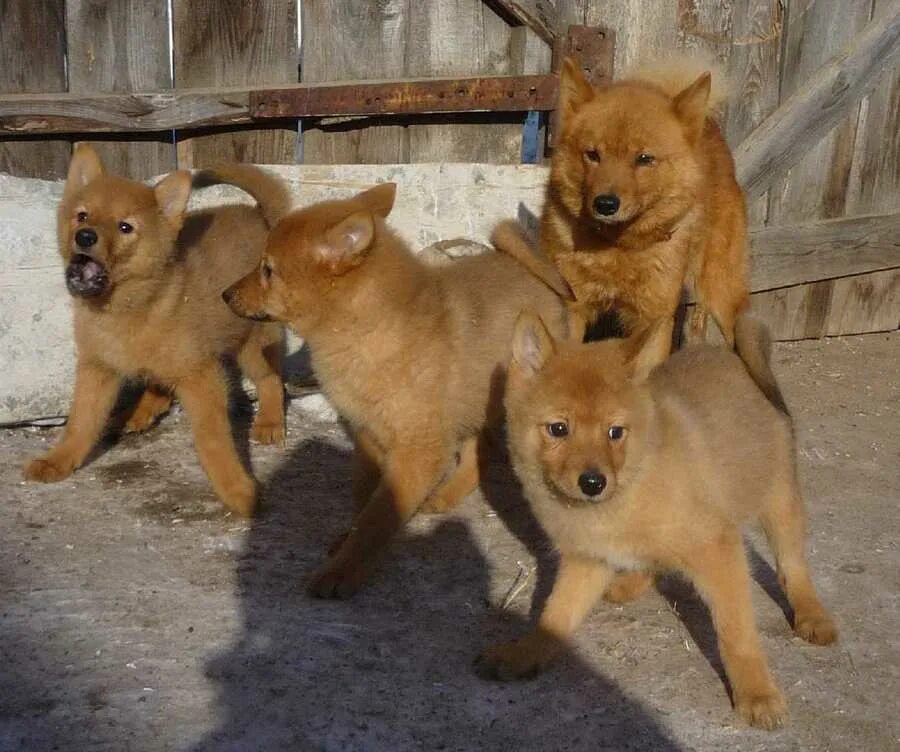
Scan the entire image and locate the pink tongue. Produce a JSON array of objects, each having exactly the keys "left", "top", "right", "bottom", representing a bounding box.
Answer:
[{"left": 81, "top": 259, "right": 104, "bottom": 280}]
